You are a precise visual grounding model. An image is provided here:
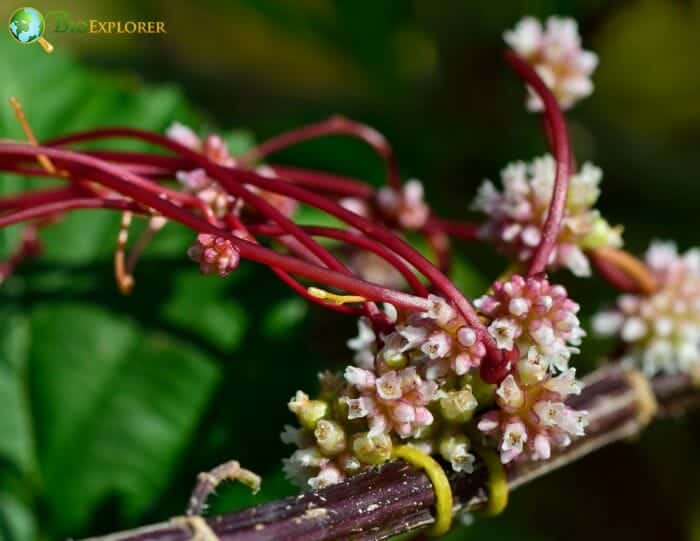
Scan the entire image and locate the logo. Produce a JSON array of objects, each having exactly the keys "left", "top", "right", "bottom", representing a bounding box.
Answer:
[
  {"left": 8, "top": 6, "right": 54, "bottom": 53},
  {"left": 7, "top": 8, "right": 167, "bottom": 54}
]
